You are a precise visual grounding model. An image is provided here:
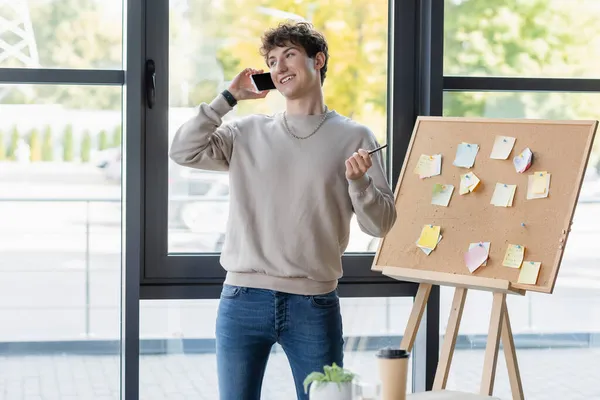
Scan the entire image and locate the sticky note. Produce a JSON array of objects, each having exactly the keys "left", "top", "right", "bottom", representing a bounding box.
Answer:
[
  {"left": 417, "top": 225, "right": 441, "bottom": 250},
  {"left": 518, "top": 261, "right": 541, "bottom": 285},
  {"left": 414, "top": 154, "right": 442, "bottom": 179},
  {"left": 490, "top": 183, "right": 517, "bottom": 207},
  {"left": 453, "top": 143, "right": 479, "bottom": 168},
  {"left": 513, "top": 147, "right": 533, "bottom": 173},
  {"left": 468, "top": 242, "right": 491, "bottom": 268},
  {"left": 465, "top": 243, "right": 490, "bottom": 273},
  {"left": 418, "top": 235, "right": 442, "bottom": 255},
  {"left": 502, "top": 244, "right": 525, "bottom": 268},
  {"left": 459, "top": 172, "right": 481, "bottom": 195},
  {"left": 490, "top": 136, "right": 516, "bottom": 160},
  {"left": 527, "top": 172, "right": 551, "bottom": 200},
  {"left": 431, "top": 184, "right": 455, "bottom": 207}
]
